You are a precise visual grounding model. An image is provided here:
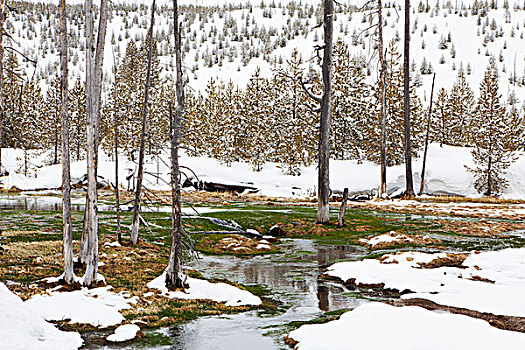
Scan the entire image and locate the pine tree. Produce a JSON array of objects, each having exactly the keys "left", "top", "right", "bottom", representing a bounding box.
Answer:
[
  {"left": 432, "top": 88, "right": 452, "bottom": 145},
  {"left": 102, "top": 38, "right": 165, "bottom": 158},
  {"left": 240, "top": 68, "right": 272, "bottom": 171},
  {"left": 447, "top": 72, "right": 475, "bottom": 145},
  {"left": 272, "top": 50, "right": 317, "bottom": 174},
  {"left": 467, "top": 64, "right": 521, "bottom": 196},
  {"left": 42, "top": 75, "right": 62, "bottom": 164},
  {"left": 69, "top": 79, "right": 86, "bottom": 161},
  {"left": 331, "top": 41, "right": 370, "bottom": 161}
]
